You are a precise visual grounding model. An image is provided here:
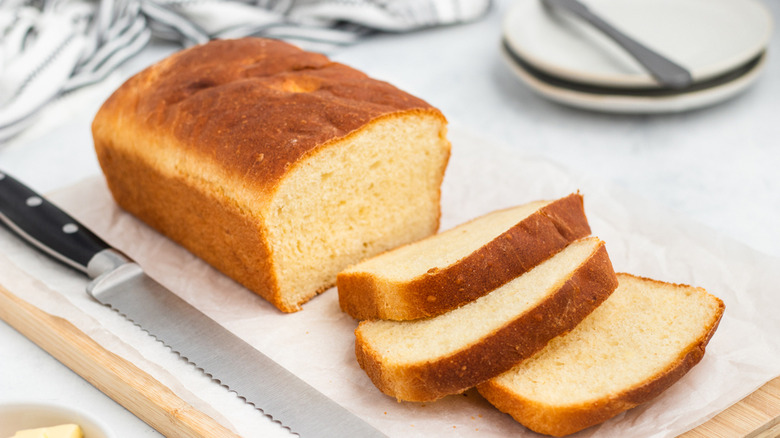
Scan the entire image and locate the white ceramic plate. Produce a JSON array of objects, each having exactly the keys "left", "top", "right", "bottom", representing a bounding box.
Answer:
[
  {"left": 502, "top": 0, "right": 773, "bottom": 88},
  {"left": 501, "top": 44, "right": 767, "bottom": 113}
]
